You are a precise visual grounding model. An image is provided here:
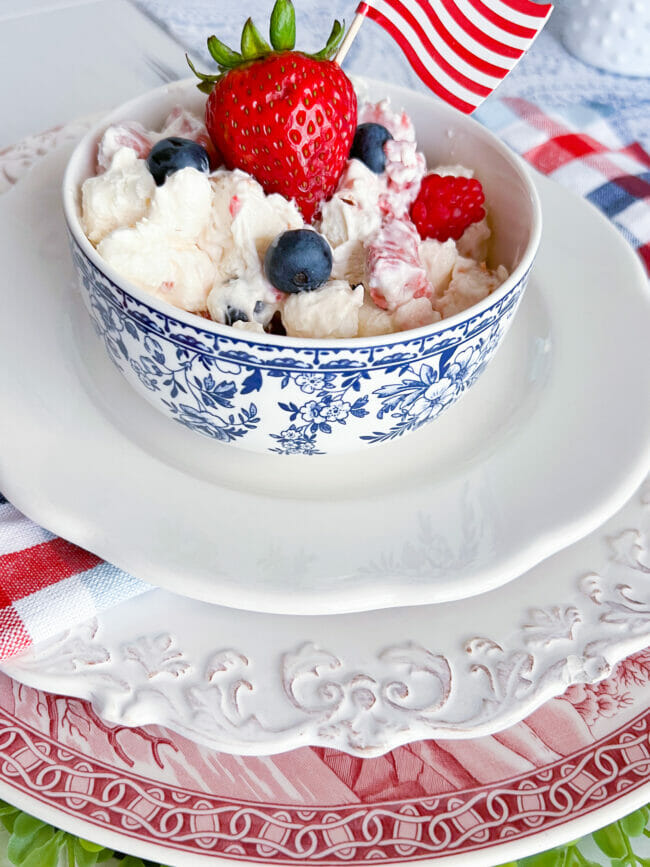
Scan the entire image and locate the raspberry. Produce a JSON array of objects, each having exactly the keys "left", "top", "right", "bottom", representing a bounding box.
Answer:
[{"left": 410, "top": 174, "right": 486, "bottom": 242}]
